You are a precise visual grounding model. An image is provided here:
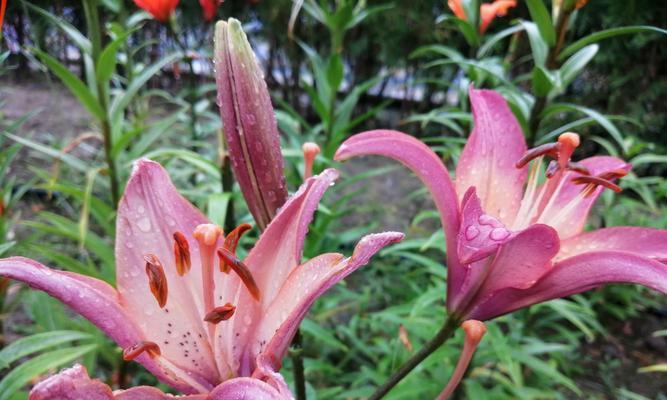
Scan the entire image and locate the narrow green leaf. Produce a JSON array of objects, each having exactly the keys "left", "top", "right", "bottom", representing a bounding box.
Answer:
[
  {"left": 520, "top": 21, "right": 548, "bottom": 67},
  {"left": 560, "top": 26, "right": 667, "bottom": 60},
  {"left": 0, "top": 331, "right": 91, "bottom": 369},
  {"left": 96, "top": 31, "right": 132, "bottom": 85},
  {"left": 532, "top": 66, "right": 555, "bottom": 96},
  {"left": 23, "top": 2, "right": 91, "bottom": 54},
  {"left": 0, "top": 345, "right": 97, "bottom": 400},
  {"left": 525, "top": 0, "right": 555, "bottom": 46},
  {"left": 32, "top": 48, "right": 105, "bottom": 120},
  {"left": 559, "top": 44, "right": 598, "bottom": 88}
]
